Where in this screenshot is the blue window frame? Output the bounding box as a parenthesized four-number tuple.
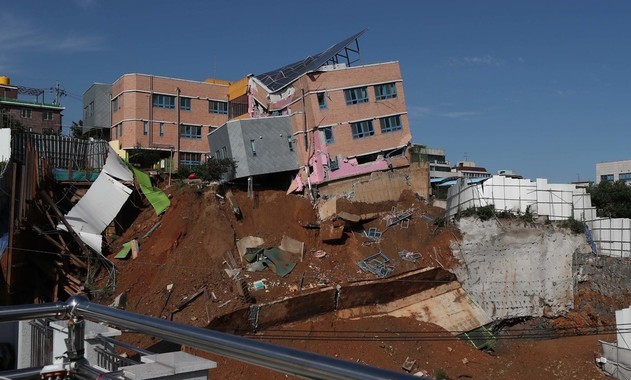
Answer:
(317, 92, 327, 109)
(379, 115, 402, 133)
(180, 152, 201, 169)
(344, 86, 369, 105)
(601, 174, 614, 182)
(179, 124, 202, 139)
(112, 97, 119, 112)
(351, 120, 374, 139)
(209, 100, 228, 114)
(375, 83, 397, 100)
(322, 127, 334, 145)
(153, 94, 175, 109)
(180, 97, 191, 111)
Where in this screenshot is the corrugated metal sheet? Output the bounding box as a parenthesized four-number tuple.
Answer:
(11, 132, 109, 171)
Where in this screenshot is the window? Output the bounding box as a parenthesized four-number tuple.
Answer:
(112, 97, 119, 112)
(344, 86, 369, 105)
(180, 97, 191, 111)
(20, 108, 32, 118)
(601, 174, 614, 182)
(143, 121, 148, 135)
(351, 120, 374, 139)
(620, 173, 631, 183)
(180, 152, 201, 169)
(215, 150, 221, 159)
(288, 137, 294, 152)
(222, 146, 228, 158)
(379, 115, 402, 133)
(250, 139, 257, 156)
(329, 156, 339, 171)
(159, 123, 164, 137)
(375, 83, 397, 100)
(179, 124, 202, 139)
(88, 101, 94, 116)
(83, 106, 89, 119)
(153, 94, 175, 109)
(322, 127, 334, 145)
(43, 110, 53, 120)
(117, 123, 123, 138)
(317, 92, 327, 109)
(209, 100, 228, 114)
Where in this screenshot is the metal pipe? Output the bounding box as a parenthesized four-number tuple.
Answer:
(0, 366, 44, 379)
(67, 296, 419, 380)
(0, 301, 67, 322)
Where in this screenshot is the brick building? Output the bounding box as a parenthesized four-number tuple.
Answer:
(109, 74, 229, 168)
(0, 76, 64, 134)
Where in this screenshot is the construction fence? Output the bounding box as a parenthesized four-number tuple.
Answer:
(444, 175, 631, 257)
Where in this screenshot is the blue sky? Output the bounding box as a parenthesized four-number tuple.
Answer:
(1, 0, 630, 183)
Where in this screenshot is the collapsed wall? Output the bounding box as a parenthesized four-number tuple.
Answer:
(453, 217, 585, 320)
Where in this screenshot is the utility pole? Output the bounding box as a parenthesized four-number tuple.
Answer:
(52, 81, 67, 105)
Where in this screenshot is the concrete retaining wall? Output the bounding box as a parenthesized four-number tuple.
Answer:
(208, 267, 455, 332)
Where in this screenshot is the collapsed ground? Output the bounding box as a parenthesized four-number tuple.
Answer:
(95, 181, 629, 379)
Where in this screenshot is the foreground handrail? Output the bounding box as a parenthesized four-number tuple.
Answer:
(0, 296, 427, 380)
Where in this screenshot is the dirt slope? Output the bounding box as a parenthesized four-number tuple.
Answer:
(99, 183, 611, 379)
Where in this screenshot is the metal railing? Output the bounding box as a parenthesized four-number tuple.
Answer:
(0, 296, 427, 380)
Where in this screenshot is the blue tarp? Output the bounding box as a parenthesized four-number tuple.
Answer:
(0, 234, 8, 259)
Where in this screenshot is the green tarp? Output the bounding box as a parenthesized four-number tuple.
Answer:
(115, 241, 132, 259)
(244, 247, 297, 277)
(131, 167, 170, 215)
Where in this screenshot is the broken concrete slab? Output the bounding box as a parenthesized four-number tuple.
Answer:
(279, 235, 303, 255)
(320, 220, 345, 242)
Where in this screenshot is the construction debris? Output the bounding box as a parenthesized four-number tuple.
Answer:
(385, 209, 413, 228)
(399, 250, 421, 262)
(362, 228, 382, 241)
(401, 357, 417, 372)
(357, 252, 394, 278)
(320, 219, 345, 242)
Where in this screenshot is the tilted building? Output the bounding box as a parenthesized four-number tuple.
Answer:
(209, 30, 413, 188)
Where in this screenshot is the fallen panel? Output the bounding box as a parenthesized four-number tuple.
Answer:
(59, 172, 132, 253)
(0, 129, 10, 162)
(236, 236, 265, 260)
(103, 146, 133, 181)
(115, 241, 132, 259)
(279, 235, 303, 255)
(132, 167, 170, 215)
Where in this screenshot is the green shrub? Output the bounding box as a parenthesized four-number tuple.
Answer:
(559, 217, 585, 234)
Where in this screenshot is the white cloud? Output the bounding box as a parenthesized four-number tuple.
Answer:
(410, 105, 480, 120)
(448, 54, 505, 67)
(0, 12, 103, 55)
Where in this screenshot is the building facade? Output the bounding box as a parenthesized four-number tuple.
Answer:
(109, 74, 230, 168)
(0, 77, 64, 134)
(209, 30, 413, 187)
(596, 160, 631, 184)
(82, 83, 112, 139)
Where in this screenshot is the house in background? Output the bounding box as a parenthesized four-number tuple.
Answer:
(81, 83, 112, 139)
(209, 30, 413, 189)
(596, 160, 631, 184)
(0, 76, 64, 134)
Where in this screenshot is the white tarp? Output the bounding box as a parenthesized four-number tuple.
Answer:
(0, 129, 10, 162)
(102, 146, 133, 181)
(58, 172, 132, 253)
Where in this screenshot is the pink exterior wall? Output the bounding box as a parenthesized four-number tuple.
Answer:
(249, 62, 412, 186)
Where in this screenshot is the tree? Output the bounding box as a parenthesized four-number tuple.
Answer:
(588, 180, 631, 218)
(70, 120, 85, 139)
